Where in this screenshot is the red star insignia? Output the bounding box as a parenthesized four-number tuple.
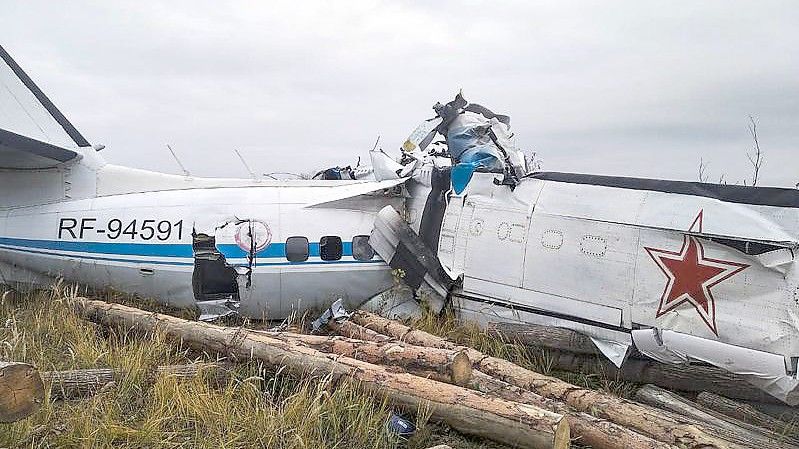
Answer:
(644, 211, 748, 335)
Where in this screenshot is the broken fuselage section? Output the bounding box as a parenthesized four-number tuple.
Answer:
(371, 95, 799, 405)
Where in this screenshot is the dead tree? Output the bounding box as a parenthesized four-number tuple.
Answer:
(745, 115, 764, 186)
(699, 157, 710, 182)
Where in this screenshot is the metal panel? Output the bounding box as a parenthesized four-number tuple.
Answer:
(535, 178, 799, 246)
(633, 226, 799, 357)
(524, 214, 638, 325)
(0, 169, 64, 207)
(437, 195, 470, 279)
(463, 203, 529, 287)
(462, 277, 624, 327)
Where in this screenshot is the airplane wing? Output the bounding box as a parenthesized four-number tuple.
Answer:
(0, 44, 89, 169)
(0, 127, 81, 169)
(303, 178, 409, 208)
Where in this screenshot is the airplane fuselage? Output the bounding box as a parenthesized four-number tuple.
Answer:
(0, 163, 401, 319)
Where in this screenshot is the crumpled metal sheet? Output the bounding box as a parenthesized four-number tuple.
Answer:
(360, 287, 423, 321)
(369, 206, 452, 313)
(312, 298, 352, 332)
(303, 177, 408, 208)
(590, 337, 632, 368)
(370, 150, 415, 181)
(632, 328, 799, 405)
(197, 299, 239, 322)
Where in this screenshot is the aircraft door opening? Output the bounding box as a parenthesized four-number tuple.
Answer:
(191, 231, 239, 303)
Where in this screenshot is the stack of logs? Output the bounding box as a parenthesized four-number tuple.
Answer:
(2, 299, 798, 449)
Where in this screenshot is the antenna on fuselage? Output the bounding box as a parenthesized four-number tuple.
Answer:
(234, 149, 259, 181)
(166, 144, 191, 178)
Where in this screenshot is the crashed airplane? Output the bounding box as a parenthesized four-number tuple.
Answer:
(2, 44, 799, 404)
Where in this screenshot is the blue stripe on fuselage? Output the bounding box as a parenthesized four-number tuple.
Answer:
(0, 237, 194, 257)
(0, 237, 370, 267)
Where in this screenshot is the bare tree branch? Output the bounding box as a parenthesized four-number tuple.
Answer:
(746, 115, 764, 186)
(698, 157, 709, 182)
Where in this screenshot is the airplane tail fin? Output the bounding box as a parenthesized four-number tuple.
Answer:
(0, 44, 90, 169)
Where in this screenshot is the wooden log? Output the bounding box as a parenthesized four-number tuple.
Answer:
(420, 369, 675, 449)
(489, 325, 777, 403)
(74, 299, 570, 449)
(635, 385, 797, 449)
(342, 321, 675, 449)
(328, 319, 394, 343)
(43, 363, 232, 399)
(546, 351, 774, 403)
(486, 322, 599, 355)
(351, 315, 772, 403)
(349, 310, 733, 449)
(0, 361, 44, 423)
(257, 330, 472, 386)
(696, 392, 798, 440)
(743, 401, 799, 425)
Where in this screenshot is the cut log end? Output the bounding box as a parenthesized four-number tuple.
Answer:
(553, 418, 571, 449)
(450, 351, 472, 387)
(0, 362, 45, 423)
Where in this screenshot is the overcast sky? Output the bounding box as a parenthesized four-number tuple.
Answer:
(3, 1, 798, 186)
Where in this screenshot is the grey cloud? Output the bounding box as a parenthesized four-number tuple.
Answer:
(1, 1, 796, 186)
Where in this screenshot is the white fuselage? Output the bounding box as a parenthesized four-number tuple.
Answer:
(438, 172, 799, 402)
(0, 153, 401, 319)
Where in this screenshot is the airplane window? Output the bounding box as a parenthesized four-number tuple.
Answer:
(320, 236, 343, 261)
(285, 236, 309, 262)
(352, 235, 375, 260)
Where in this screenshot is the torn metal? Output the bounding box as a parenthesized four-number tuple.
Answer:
(311, 298, 351, 332)
(362, 93, 799, 404)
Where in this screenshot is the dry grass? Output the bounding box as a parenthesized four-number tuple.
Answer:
(2, 284, 505, 449)
(0, 283, 639, 448)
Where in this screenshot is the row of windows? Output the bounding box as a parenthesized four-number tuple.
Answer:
(285, 235, 375, 262)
